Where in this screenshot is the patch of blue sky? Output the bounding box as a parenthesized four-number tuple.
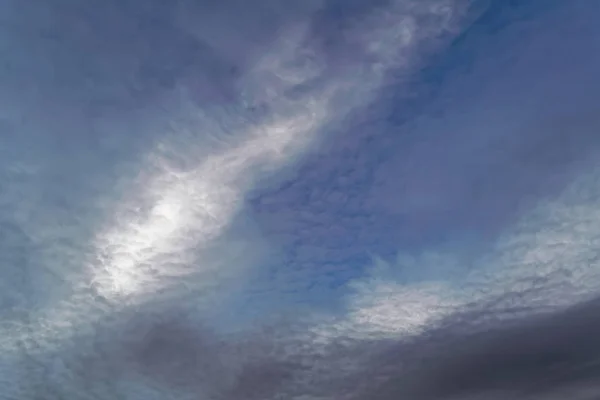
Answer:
(221, 0, 600, 331)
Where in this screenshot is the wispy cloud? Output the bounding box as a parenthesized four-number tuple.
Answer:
(319, 162, 600, 343)
(0, 0, 470, 346)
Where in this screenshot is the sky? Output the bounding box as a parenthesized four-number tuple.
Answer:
(1, 0, 600, 399)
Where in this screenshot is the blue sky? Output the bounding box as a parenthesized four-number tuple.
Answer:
(2, 0, 600, 398)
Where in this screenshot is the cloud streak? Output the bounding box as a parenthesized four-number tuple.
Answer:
(0, 0, 468, 350)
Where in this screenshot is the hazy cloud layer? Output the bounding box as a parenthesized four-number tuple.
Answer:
(1, 0, 600, 399)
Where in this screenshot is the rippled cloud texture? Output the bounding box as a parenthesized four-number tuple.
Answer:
(1, 0, 600, 399)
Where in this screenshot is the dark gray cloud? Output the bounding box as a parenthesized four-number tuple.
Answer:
(10, 290, 600, 399)
(359, 296, 600, 400)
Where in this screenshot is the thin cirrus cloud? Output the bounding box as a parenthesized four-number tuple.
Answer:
(330, 163, 600, 342)
(2, 0, 465, 336)
(234, 0, 600, 325)
(1, 0, 466, 374)
(2, 0, 600, 399)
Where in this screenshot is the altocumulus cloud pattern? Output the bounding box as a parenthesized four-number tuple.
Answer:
(1, 0, 600, 399)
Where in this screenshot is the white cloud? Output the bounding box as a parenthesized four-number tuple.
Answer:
(316, 162, 600, 342)
(0, 0, 470, 357)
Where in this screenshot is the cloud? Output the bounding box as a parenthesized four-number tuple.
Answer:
(1, 0, 472, 339)
(3, 1, 600, 399)
(0, 0, 471, 382)
(66, 290, 600, 400)
(243, 0, 600, 327)
(337, 295, 600, 400)
(317, 159, 600, 345)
